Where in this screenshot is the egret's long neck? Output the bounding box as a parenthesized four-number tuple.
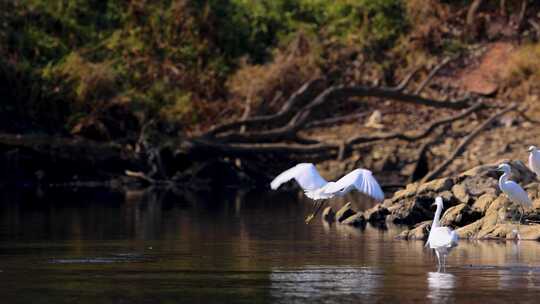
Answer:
(432, 204, 442, 228)
(499, 171, 509, 189)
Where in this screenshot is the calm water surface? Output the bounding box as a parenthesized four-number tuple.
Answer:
(1, 188, 540, 303)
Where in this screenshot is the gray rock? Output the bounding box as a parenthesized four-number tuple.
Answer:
(452, 184, 470, 204)
(387, 183, 419, 204)
(396, 221, 431, 240)
(471, 193, 496, 214)
(440, 203, 482, 227)
(335, 202, 356, 223)
(417, 177, 453, 195)
(438, 190, 454, 202)
(369, 161, 540, 240)
(486, 195, 511, 215)
(387, 196, 435, 225)
(507, 160, 537, 185)
(460, 174, 499, 197)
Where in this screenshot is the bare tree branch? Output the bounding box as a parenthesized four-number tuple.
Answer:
(392, 66, 423, 92)
(181, 139, 338, 158)
(308, 66, 422, 130)
(420, 103, 518, 183)
(202, 78, 326, 137)
(466, 0, 484, 31)
(212, 85, 471, 144)
(529, 19, 540, 37)
(346, 102, 484, 146)
(516, 0, 528, 31)
(414, 57, 452, 95)
(305, 111, 370, 129)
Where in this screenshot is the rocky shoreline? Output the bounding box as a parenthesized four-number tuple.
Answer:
(322, 160, 540, 241)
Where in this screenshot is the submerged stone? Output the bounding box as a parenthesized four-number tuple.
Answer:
(322, 206, 335, 223)
(335, 202, 356, 223)
(341, 212, 366, 227)
(365, 205, 390, 223)
(396, 221, 431, 241)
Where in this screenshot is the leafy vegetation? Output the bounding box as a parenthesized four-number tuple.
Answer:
(3, 0, 477, 139)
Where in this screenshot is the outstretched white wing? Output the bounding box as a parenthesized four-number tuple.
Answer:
(322, 168, 384, 201)
(270, 163, 328, 191)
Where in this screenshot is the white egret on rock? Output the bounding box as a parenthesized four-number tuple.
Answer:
(426, 197, 458, 271)
(528, 145, 540, 177)
(496, 163, 532, 224)
(270, 163, 384, 222)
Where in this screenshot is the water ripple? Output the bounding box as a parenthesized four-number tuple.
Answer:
(49, 253, 149, 264)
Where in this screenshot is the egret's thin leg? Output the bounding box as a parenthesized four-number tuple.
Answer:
(305, 200, 325, 224)
(443, 254, 447, 272)
(514, 205, 526, 240)
(442, 253, 444, 270)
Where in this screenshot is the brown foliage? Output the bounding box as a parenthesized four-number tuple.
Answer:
(227, 33, 322, 117)
(406, 0, 452, 51)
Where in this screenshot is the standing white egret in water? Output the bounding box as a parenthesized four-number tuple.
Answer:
(497, 163, 532, 224)
(426, 197, 458, 271)
(528, 145, 540, 177)
(270, 163, 384, 222)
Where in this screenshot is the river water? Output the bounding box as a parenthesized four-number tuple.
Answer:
(1, 188, 540, 303)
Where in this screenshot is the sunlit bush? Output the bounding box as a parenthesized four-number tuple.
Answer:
(505, 43, 540, 84)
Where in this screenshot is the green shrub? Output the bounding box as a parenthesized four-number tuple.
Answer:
(0, 0, 409, 134)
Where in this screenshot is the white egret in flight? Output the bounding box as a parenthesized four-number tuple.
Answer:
(497, 163, 532, 224)
(528, 145, 540, 177)
(426, 197, 458, 271)
(270, 163, 384, 222)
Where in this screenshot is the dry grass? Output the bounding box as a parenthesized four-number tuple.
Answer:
(500, 43, 540, 114)
(504, 43, 540, 86)
(227, 32, 322, 116)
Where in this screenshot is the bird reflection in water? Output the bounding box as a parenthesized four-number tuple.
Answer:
(269, 266, 380, 303)
(427, 271, 455, 304)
